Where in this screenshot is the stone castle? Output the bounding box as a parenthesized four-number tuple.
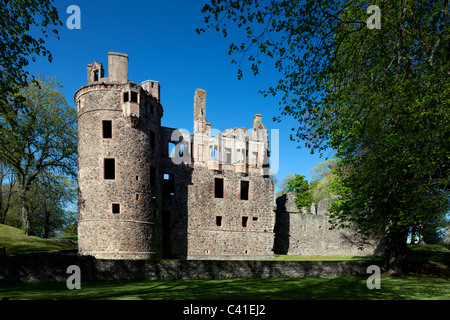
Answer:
(75, 52, 382, 260)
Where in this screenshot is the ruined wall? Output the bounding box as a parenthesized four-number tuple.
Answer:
(274, 193, 383, 256)
(186, 166, 275, 260)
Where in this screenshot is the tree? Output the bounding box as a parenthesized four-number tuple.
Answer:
(199, 0, 450, 274)
(277, 174, 311, 210)
(0, 0, 62, 113)
(0, 75, 77, 234)
(0, 162, 15, 224)
(309, 159, 337, 204)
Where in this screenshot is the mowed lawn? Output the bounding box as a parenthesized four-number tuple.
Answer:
(1, 276, 449, 300)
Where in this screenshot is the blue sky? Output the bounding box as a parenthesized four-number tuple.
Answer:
(26, 0, 334, 187)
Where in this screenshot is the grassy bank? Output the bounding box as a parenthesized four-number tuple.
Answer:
(0, 224, 74, 254)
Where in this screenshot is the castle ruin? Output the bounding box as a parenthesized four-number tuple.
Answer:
(75, 52, 382, 260)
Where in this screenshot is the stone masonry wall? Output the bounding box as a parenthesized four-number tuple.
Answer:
(76, 82, 163, 259)
(186, 166, 275, 259)
(0, 252, 386, 282)
(274, 193, 384, 256)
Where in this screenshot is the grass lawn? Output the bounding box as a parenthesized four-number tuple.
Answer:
(1, 223, 449, 300)
(1, 276, 449, 300)
(0, 224, 74, 254)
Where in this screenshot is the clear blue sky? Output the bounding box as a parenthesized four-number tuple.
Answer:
(26, 0, 334, 187)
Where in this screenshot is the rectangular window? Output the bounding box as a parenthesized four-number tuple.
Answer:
(131, 91, 138, 103)
(225, 148, 232, 165)
(150, 131, 156, 149)
(252, 151, 258, 167)
(104, 158, 115, 180)
(214, 178, 224, 198)
(240, 181, 249, 200)
(94, 71, 99, 82)
(123, 92, 129, 102)
(252, 217, 258, 221)
(150, 166, 156, 186)
(112, 203, 120, 214)
(102, 120, 112, 139)
(242, 216, 248, 228)
(136, 193, 140, 201)
(215, 216, 222, 227)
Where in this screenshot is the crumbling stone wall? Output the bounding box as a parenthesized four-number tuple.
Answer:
(274, 193, 384, 256)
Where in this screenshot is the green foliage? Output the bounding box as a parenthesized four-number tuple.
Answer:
(0, 75, 77, 234)
(277, 174, 312, 210)
(0, 0, 62, 113)
(199, 0, 450, 271)
(309, 159, 337, 203)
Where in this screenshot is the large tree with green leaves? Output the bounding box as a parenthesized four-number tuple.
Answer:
(0, 75, 77, 234)
(199, 0, 449, 273)
(0, 0, 62, 113)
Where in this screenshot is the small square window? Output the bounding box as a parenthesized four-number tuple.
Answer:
(112, 203, 120, 214)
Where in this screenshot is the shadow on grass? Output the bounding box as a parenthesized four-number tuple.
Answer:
(1, 276, 449, 300)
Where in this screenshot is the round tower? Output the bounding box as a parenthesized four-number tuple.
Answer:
(75, 52, 163, 259)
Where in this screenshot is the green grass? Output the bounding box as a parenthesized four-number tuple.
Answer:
(0, 224, 74, 254)
(1, 276, 449, 300)
(272, 255, 384, 261)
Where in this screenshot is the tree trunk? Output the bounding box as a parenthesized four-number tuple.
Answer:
(18, 184, 31, 235)
(386, 230, 409, 277)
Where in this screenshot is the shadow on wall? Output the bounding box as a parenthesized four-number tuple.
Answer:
(160, 128, 193, 259)
(273, 193, 385, 256)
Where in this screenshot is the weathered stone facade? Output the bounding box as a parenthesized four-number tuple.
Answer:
(76, 52, 382, 260)
(274, 193, 384, 256)
(76, 52, 275, 260)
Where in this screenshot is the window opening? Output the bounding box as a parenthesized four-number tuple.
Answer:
(242, 216, 248, 228)
(214, 178, 224, 198)
(131, 91, 138, 103)
(112, 203, 120, 214)
(104, 158, 115, 180)
(240, 181, 249, 200)
(102, 120, 112, 139)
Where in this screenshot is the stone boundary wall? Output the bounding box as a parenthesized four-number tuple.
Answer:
(0, 252, 386, 282)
